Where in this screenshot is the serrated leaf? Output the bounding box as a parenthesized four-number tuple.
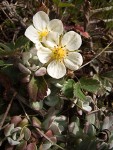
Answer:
(80, 77, 100, 93)
(62, 79, 75, 98)
(74, 83, 86, 101)
(45, 95, 60, 107)
(102, 70, 113, 79)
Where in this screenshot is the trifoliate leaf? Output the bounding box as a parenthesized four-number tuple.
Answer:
(62, 79, 75, 98)
(80, 77, 100, 93)
(74, 83, 86, 101)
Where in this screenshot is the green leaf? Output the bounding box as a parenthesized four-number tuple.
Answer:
(86, 114, 96, 124)
(69, 122, 79, 135)
(52, 0, 60, 5)
(58, 2, 74, 7)
(39, 141, 52, 150)
(102, 70, 113, 78)
(15, 36, 29, 49)
(101, 70, 113, 83)
(6, 42, 15, 51)
(80, 77, 100, 93)
(0, 60, 5, 66)
(74, 83, 86, 101)
(32, 101, 43, 110)
(32, 117, 41, 128)
(62, 79, 75, 98)
(77, 138, 95, 150)
(22, 127, 31, 141)
(45, 95, 60, 106)
(0, 42, 11, 51)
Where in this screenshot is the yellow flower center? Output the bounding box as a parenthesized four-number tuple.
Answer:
(52, 46, 67, 61)
(38, 30, 48, 41)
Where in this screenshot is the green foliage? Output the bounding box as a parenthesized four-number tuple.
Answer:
(62, 79, 75, 98)
(74, 83, 86, 101)
(0, 0, 113, 150)
(80, 77, 100, 93)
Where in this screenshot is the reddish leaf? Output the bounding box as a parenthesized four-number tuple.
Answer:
(37, 77, 48, 100)
(45, 130, 53, 138)
(28, 77, 48, 101)
(32, 117, 41, 128)
(75, 25, 90, 38)
(27, 143, 37, 150)
(11, 116, 22, 127)
(28, 77, 38, 102)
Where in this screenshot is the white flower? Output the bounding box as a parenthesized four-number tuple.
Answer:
(36, 31, 83, 79)
(25, 11, 63, 44)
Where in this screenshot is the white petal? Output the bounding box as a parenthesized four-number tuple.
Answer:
(37, 46, 52, 63)
(33, 11, 49, 31)
(35, 42, 42, 50)
(61, 31, 82, 51)
(64, 52, 83, 70)
(47, 60, 66, 79)
(43, 31, 59, 48)
(48, 19, 63, 34)
(25, 25, 39, 43)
